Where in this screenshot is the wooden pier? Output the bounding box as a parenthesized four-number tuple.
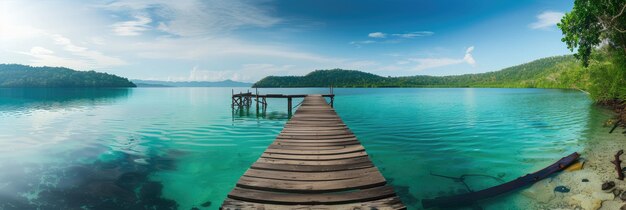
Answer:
(221, 95, 405, 209)
(232, 88, 335, 116)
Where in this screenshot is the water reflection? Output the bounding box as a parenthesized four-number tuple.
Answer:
(0, 88, 131, 113)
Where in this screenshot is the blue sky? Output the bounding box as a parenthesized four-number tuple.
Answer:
(0, 0, 573, 82)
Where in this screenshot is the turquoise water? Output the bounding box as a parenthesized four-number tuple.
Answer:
(0, 88, 597, 209)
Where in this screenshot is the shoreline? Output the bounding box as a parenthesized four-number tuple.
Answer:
(515, 104, 626, 210)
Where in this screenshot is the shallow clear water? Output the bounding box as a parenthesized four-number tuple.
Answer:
(0, 87, 599, 209)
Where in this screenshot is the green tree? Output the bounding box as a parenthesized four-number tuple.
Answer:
(558, 0, 626, 101)
(558, 0, 626, 66)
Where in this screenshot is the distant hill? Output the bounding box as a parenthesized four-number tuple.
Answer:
(132, 79, 252, 87)
(253, 55, 588, 89)
(0, 64, 136, 88)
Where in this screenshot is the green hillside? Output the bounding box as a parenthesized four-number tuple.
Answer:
(0, 64, 136, 88)
(253, 55, 586, 89)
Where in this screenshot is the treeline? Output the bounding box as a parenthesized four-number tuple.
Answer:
(557, 0, 626, 102)
(253, 55, 586, 89)
(0, 64, 136, 88)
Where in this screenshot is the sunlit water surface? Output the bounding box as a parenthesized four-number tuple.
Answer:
(0, 88, 604, 209)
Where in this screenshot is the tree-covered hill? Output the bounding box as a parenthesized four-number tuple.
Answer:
(0, 64, 136, 88)
(253, 55, 586, 89)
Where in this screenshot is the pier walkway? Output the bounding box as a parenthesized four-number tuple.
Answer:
(221, 95, 405, 210)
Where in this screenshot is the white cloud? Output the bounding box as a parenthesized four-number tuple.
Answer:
(351, 31, 433, 47)
(410, 46, 476, 71)
(464, 46, 476, 66)
(51, 34, 126, 66)
(97, 0, 337, 64)
(103, 0, 281, 37)
(19, 34, 127, 70)
(392, 31, 434, 38)
(368, 32, 386, 38)
(29, 46, 54, 55)
(530, 11, 564, 29)
(126, 35, 341, 64)
(112, 15, 152, 36)
(349, 40, 376, 47)
(21, 47, 91, 69)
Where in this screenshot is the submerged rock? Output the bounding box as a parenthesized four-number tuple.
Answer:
(201, 201, 211, 207)
(554, 186, 570, 193)
(582, 178, 589, 182)
(602, 181, 616, 192)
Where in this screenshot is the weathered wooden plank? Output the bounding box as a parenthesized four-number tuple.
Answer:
(280, 127, 348, 131)
(236, 172, 386, 193)
(272, 141, 360, 147)
(267, 144, 353, 150)
(261, 151, 368, 161)
(285, 122, 345, 126)
(275, 137, 358, 143)
(278, 131, 354, 136)
(263, 145, 365, 155)
(257, 156, 371, 166)
(243, 167, 379, 181)
(227, 185, 397, 205)
(221, 197, 406, 210)
(277, 134, 356, 139)
(251, 162, 374, 172)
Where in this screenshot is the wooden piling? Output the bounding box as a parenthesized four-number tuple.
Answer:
(287, 97, 293, 116)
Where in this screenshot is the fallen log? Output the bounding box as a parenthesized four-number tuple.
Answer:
(611, 150, 624, 180)
(421, 152, 580, 209)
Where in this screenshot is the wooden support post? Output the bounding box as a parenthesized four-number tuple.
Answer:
(263, 97, 267, 112)
(255, 89, 259, 115)
(287, 97, 292, 116)
(330, 96, 334, 108)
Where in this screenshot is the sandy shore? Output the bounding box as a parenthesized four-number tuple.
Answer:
(516, 110, 626, 210)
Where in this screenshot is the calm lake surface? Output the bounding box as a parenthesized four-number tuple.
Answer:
(0, 87, 603, 209)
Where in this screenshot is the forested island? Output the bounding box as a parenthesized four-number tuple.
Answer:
(253, 55, 580, 88)
(253, 49, 622, 103)
(0, 64, 136, 88)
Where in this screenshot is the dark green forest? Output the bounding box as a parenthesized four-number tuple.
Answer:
(253, 55, 586, 89)
(0, 64, 136, 88)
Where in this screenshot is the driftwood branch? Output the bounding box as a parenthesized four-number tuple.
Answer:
(611, 150, 625, 180)
(610, 119, 623, 133)
(422, 152, 579, 209)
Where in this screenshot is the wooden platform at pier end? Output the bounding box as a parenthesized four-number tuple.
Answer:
(221, 95, 406, 210)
